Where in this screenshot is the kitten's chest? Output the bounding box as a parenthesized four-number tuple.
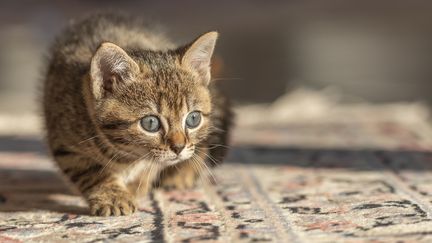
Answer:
(120, 160, 162, 185)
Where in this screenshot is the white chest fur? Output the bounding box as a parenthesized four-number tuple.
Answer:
(120, 159, 162, 185)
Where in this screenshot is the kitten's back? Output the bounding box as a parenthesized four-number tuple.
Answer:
(50, 13, 174, 66)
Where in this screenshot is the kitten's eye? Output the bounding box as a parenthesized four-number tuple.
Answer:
(140, 116, 160, 132)
(186, 111, 201, 129)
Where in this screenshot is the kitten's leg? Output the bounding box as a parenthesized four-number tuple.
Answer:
(55, 154, 137, 216)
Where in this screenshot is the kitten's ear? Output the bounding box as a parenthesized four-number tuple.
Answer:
(90, 42, 140, 99)
(181, 31, 218, 85)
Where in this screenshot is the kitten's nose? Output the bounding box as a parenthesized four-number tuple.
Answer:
(168, 132, 186, 155)
(170, 143, 185, 155)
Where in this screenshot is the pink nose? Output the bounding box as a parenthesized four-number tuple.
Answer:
(168, 132, 186, 154)
(170, 143, 185, 154)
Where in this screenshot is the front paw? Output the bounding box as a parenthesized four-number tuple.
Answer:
(88, 191, 137, 216)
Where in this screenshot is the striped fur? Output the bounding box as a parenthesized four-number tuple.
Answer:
(43, 13, 232, 216)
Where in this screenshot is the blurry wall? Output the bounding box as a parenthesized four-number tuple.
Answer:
(1, 0, 432, 116)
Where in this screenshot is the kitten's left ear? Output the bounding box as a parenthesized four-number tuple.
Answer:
(90, 42, 140, 99)
(181, 31, 218, 85)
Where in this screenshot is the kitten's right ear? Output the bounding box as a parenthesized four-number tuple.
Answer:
(90, 42, 140, 99)
(180, 31, 218, 86)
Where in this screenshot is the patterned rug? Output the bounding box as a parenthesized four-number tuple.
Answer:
(2, 90, 432, 242)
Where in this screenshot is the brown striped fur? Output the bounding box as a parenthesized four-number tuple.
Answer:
(43, 13, 232, 216)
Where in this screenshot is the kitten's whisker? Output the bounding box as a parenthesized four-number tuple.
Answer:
(195, 157, 216, 185)
(136, 170, 145, 195)
(207, 143, 230, 149)
(146, 159, 158, 193)
(189, 158, 200, 174)
(99, 151, 121, 175)
(189, 156, 202, 175)
(195, 147, 219, 167)
(173, 163, 181, 173)
(190, 157, 206, 185)
(211, 77, 243, 82)
(77, 135, 100, 144)
(102, 148, 149, 184)
(207, 126, 227, 133)
(192, 152, 217, 184)
(146, 163, 153, 193)
(137, 160, 152, 195)
(146, 154, 158, 193)
(200, 161, 217, 184)
(153, 161, 162, 185)
(189, 157, 204, 183)
(124, 151, 152, 182)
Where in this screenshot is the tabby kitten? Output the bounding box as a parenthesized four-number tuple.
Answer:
(43, 14, 232, 216)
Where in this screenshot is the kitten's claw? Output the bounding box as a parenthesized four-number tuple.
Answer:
(89, 194, 137, 216)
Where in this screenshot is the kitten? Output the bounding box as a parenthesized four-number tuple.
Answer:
(43, 13, 232, 216)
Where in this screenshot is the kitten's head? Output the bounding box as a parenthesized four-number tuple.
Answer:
(88, 32, 218, 165)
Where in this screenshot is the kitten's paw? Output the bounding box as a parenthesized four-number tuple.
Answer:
(89, 193, 137, 216)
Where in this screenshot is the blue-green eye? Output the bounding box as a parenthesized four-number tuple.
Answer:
(140, 116, 160, 132)
(186, 111, 201, 128)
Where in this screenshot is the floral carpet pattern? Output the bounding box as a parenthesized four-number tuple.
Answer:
(2, 91, 432, 242)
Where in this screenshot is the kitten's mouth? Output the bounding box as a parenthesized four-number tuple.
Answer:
(162, 154, 193, 166)
(153, 147, 195, 166)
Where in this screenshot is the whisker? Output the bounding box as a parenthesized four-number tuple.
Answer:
(207, 143, 230, 149)
(211, 77, 243, 82)
(148, 154, 159, 192)
(124, 151, 152, 182)
(136, 171, 145, 195)
(137, 160, 152, 195)
(207, 125, 227, 133)
(190, 156, 204, 178)
(192, 153, 217, 185)
(77, 135, 100, 144)
(99, 151, 121, 175)
(195, 147, 220, 166)
(190, 157, 207, 185)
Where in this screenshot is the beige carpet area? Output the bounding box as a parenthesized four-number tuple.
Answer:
(1, 90, 432, 242)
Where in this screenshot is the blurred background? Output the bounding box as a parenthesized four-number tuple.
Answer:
(1, 0, 432, 134)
